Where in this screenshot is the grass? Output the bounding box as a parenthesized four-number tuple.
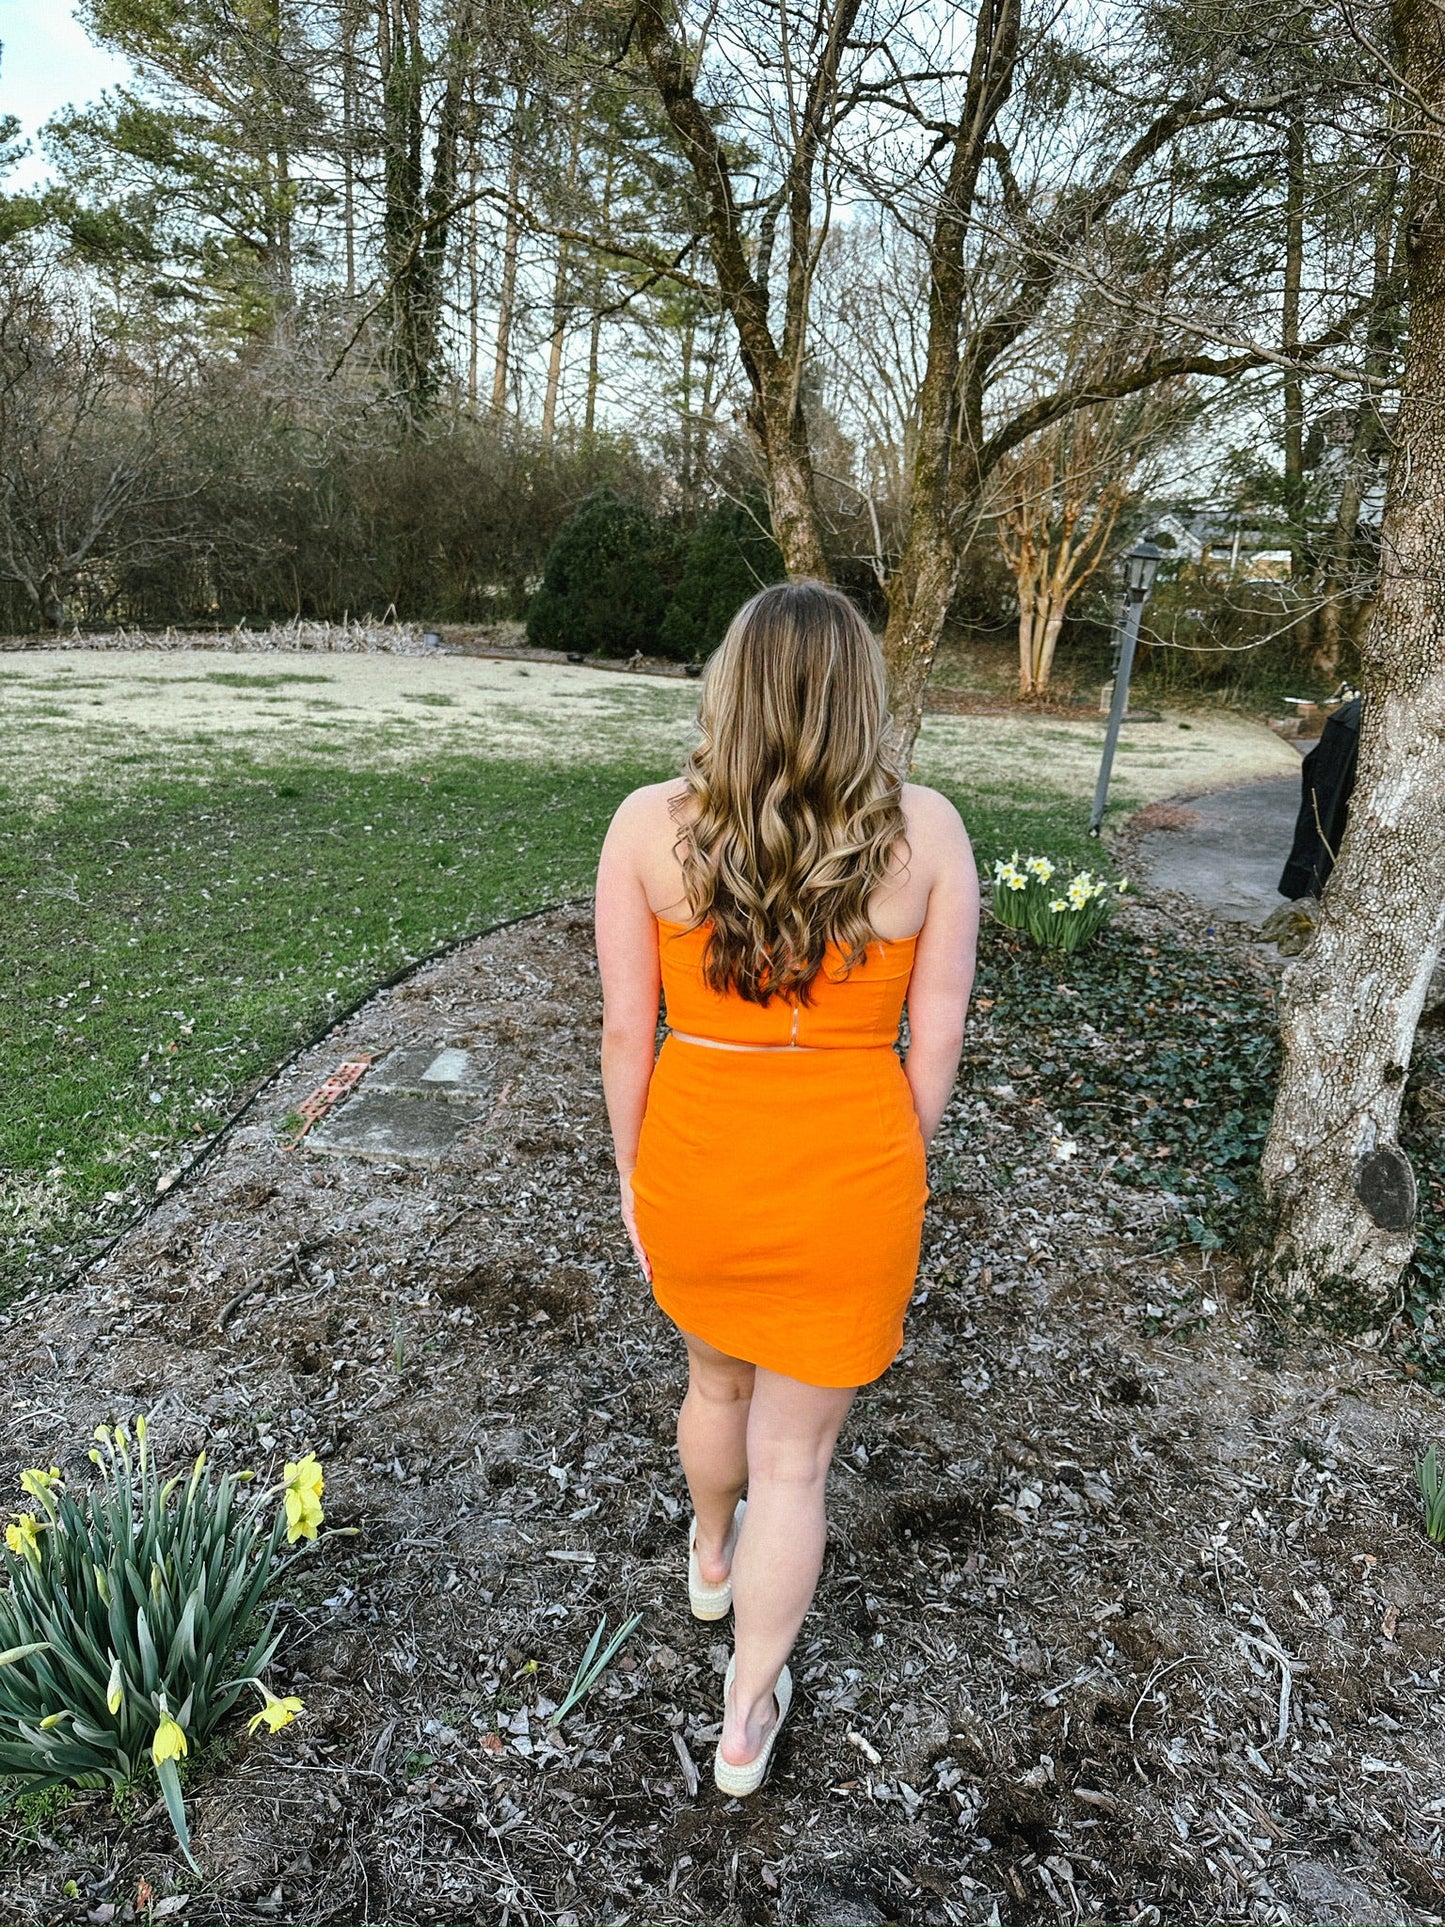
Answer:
(0, 648, 1295, 1295)
(1, 740, 1108, 1295)
(0, 754, 660, 1295)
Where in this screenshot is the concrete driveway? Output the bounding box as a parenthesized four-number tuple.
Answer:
(1134, 774, 1304, 925)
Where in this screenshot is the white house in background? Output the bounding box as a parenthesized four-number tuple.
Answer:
(1149, 511, 1208, 562)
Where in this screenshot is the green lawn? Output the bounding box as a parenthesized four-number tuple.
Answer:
(1, 756, 655, 1294)
(1, 744, 1116, 1297)
(3, 648, 1267, 1297)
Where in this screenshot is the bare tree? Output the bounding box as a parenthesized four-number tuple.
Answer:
(632, 0, 861, 577)
(626, 0, 1377, 752)
(994, 377, 1193, 696)
(1260, 0, 1445, 1321)
(0, 272, 201, 628)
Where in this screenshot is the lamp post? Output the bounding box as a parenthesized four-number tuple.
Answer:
(1089, 536, 1163, 837)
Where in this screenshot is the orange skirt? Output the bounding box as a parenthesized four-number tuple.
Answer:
(632, 1035, 929, 1388)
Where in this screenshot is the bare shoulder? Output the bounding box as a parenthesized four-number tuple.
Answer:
(608, 777, 690, 838)
(901, 782, 969, 845)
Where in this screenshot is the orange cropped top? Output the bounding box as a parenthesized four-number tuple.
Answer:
(656, 915, 917, 1049)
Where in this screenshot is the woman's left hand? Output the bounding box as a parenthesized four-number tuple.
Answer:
(618, 1169, 652, 1282)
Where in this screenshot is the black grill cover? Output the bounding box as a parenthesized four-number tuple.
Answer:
(1278, 697, 1362, 900)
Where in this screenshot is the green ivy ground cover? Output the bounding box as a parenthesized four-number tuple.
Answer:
(968, 926, 1445, 1377)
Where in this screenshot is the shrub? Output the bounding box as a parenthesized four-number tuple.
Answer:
(991, 852, 1128, 952)
(657, 498, 785, 660)
(525, 488, 683, 656)
(0, 1418, 323, 1864)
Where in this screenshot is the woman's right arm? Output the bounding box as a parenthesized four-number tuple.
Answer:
(595, 789, 664, 1279)
(903, 790, 980, 1145)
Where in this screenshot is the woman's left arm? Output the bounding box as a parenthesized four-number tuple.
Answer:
(595, 790, 663, 1279)
(903, 792, 980, 1146)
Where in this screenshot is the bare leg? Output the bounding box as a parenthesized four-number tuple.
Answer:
(677, 1331, 755, 1584)
(721, 1368, 856, 1768)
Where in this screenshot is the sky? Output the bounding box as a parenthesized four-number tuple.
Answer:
(0, 2, 133, 187)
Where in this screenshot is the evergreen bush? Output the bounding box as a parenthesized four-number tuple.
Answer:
(525, 489, 682, 657)
(658, 499, 785, 661)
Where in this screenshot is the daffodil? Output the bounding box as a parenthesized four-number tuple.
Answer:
(1049, 897, 1067, 913)
(248, 1685, 304, 1735)
(19, 1467, 61, 1501)
(5, 1514, 43, 1563)
(107, 1653, 124, 1716)
(1025, 856, 1054, 881)
(151, 1710, 188, 1767)
(38, 1711, 70, 1730)
(283, 1453, 325, 1543)
(1003, 868, 1026, 892)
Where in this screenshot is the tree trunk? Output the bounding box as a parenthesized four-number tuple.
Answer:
(39, 569, 67, 631)
(634, 0, 835, 582)
(1018, 592, 1040, 696)
(762, 395, 831, 578)
(1282, 116, 1306, 582)
(880, 0, 1021, 756)
(491, 102, 522, 415)
(882, 531, 962, 757)
(1314, 162, 1403, 678)
(541, 242, 569, 442)
(1261, 0, 1445, 1325)
(583, 150, 615, 439)
(1034, 602, 1066, 694)
(379, 0, 473, 418)
(679, 319, 694, 501)
(341, 0, 357, 301)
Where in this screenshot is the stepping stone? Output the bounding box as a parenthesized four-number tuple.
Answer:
(364, 1041, 492, 1106)
(306, 1089, 470, 1167)
(305, 1040, 492, 1166)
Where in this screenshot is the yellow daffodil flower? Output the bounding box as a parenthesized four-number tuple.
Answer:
(1049, 898, 1067, 913)
(5, 1514, 43, 1562)
(151, 1711, 187, 1766)
(283, 1453, 325, 1543)
(1025, 856, 1054, 881)
(248, 1686, 304, 1735)
(107, 1654, 124, 1716)
(38, 1711, 70, 1730)
(19, 1468, 61, 1500)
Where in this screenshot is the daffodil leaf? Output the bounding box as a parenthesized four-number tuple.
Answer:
(154, 1756, 197, 1871)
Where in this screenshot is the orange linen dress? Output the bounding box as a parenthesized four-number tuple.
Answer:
(631, 916, 929, 1388)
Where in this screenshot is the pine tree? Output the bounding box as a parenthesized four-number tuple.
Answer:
(525, 489, 683, 657)
(657, 499, 783, 660)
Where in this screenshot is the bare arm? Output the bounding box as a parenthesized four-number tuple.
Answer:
(903, 794, 980, 1145)
(594, 789, 664, 1279)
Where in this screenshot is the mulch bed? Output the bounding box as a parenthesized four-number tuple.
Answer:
(1, 903, 1443, 1926)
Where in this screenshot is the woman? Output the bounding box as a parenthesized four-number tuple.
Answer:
(594, 579, 978, 1796)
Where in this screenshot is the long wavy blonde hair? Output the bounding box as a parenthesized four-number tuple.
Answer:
(670, 578, 909, 1005)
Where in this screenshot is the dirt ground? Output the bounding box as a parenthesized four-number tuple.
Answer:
(2, 902, 1444, 1927)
